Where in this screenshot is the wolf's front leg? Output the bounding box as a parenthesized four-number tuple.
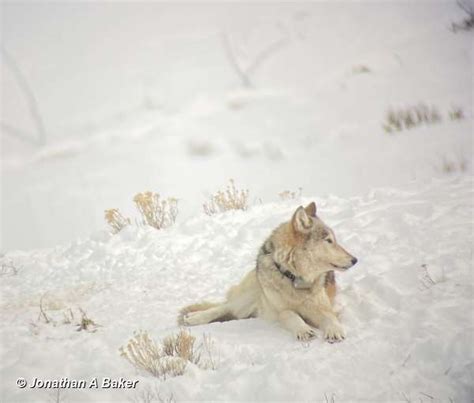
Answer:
(278, 310, 317, 341)
(320, 314, 345, 343)
(303, 308, 345, 343)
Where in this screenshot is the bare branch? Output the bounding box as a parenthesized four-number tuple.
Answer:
(38, 294, 51, 324)
(1, 46, 47, 145)
(221, 24, 289, 88)
(221, 32, 253, 88)
(246, 34, 288, 77)
(457, 0, 473, 16)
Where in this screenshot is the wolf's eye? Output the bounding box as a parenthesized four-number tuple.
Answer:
(326, 238, 333, 244)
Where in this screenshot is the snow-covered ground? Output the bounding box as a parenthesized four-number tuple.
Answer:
(1, 175, 473, 402)
(1, 1, 473, 402)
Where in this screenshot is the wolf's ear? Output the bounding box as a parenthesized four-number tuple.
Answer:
(292, 206, 312, 234)
(304, 201, 317, 217)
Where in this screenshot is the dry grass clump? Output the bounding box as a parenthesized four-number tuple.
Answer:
(76, 308, 99, 332)
(351, 64, 371, 74)
(105, 191, 179, 233)
(203, 179, 249, 216)
(383, 104, 442, 133)
(35, 298, 100, 333)
(440, 155, 468, 174)
(131, 386, 175, 403)
(278, 187, 302, 201)
(133, 192, 178, 230)
(120, 329, 217, 379)
(120, 330, 179, 379)
(448, 106, 464, 121)
(104, 208, 131, 233)
(0, 260, 20, 276)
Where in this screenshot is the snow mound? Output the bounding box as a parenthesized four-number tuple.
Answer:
(1, 175, 472, 402)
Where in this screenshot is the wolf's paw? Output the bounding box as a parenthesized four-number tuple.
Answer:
(323, 322, 345, 343)
(295, 327, 317, 341)
(182, 311, 208, 326)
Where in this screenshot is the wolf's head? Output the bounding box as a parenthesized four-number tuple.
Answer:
(289, 202, 357, 278)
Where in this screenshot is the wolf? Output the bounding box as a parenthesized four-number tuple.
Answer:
(178, 202, 357, 342)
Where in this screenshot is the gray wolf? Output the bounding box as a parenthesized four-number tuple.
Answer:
(178, 202, 357, 342)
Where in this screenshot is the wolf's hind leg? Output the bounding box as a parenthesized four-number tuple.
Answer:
(182, 304, 233, 326)
(278, 310, 316, 341)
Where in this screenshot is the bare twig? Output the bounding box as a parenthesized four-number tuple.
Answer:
(221, 32, 253, 88)
(48, 388, 65, 403)
(1, 46, 47, 145)
(76, 307, 99, 332)
(451, 1, 474, 32)
(402, 353, 411, 367)
(200, 333, 220, 370)
(401, 391, 411, 402)
(221, 25, 289, 88)
(38, 294, 51, 324)
(0, 261, 20, 276)
(420, 392, 434, 400)
(418, 264, 436, 290)
(130, 386, 175, 403)
(324, 393, 336, 403)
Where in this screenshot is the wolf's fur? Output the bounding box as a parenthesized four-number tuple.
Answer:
(178, 202, 357, 342)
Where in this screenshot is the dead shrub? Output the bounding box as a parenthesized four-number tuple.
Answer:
(35, 299, 100, 333)
(120, 329, 217, 379)
(383, 104, 442, 133)
(440, 155, 468, 174)
(120, 330, 171, 378)
(0, 260, 20, 276)
(76, 308, 99, 332)
(203, 179, 249, 215)
(134, 192, 178, 230)
(278, 187, 302, 201)
(418, 264, 436, 290)
(448, 106, 464, 121)
(200, 333, 220, 370)
(105, 208, 131, 233)
(351, 65, 371, 74)
(131, 386, 175, 403)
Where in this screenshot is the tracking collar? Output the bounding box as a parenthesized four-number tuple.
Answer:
(273, 260, 313, 289)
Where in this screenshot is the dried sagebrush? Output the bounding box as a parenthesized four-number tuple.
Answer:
(133, 192, 178, 230)
(278, 188, 302, 201)
(120, 329, 216, 379)
(104, 208, 131, 233)
(383, 103, 442, 133)
(203, 179, 249, 216)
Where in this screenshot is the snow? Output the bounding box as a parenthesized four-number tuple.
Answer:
(1, 175, 473, 402)
(1, 1, 473, 402)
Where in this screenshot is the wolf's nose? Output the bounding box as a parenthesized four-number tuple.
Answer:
(351, 257, 358, 265)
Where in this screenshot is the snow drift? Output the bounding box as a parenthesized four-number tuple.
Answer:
(1, 175, 472, 402)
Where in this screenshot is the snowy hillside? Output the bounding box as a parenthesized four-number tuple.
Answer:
(1, 2, 473, 401)
(1, 1, 472, 250)
(1, 175, 472, 402)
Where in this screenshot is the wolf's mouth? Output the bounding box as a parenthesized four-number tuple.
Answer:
(330, 263, 350, 270)
(331, 258, 357, 270)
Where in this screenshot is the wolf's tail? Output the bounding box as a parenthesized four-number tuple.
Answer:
(177, 301, 221, 325)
